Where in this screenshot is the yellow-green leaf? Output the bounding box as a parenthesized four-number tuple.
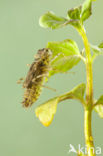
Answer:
(59, 83, 86, 104)
(35, 98, 59, 127)
(99, 42, 103, 48)
(35, 83, 86, 127)
(94, 105, 103, 118)
(91, 44, 103, 55)
(90, 43, 103, 61)
(81, 0, 92, 22)
(39, 11, 68, 30)
(95, 95, 103, 105)
(39, 11, 82, 31)
(47, 39, 81, 76)
(68, 6, 82, 20)
(94, 95, 103, 118)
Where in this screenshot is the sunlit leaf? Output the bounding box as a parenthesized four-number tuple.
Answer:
(39, 11, 82, 30)
(39, 0, 96, 31)
(39, 11, 68, 29)
(81, 0, 92, 22)
(94, 105, 103, 118)
(68, 0, 94, 23)
(69, 19, 82, 30)
(35, 98, 59, 127)
(68, 6, 82, 20)
(47, 39, 81, 76)
(35, 83, 86, 126)
(95, 95, 103, 105)
(90, 43, 103, 60)
(94, 95, 103, 118)
(99, 42, 103, 48)
(57, 83, 86, 104)
(61, 83, 86, 103)
(91, 44, 103, 55)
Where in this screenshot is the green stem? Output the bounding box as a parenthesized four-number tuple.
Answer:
(84, 109, 95, 156)
(81, 29, 93, 106)
(79, 27, 95, 156)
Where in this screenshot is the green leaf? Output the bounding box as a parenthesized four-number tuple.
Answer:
(39, 0, 96, 31)
(81, 0, 92, 22)
(67, 6, 83, 30)
(47, 39, 81, 76)
(35, 98, 59, 127)
(90, 43, 103, 60)
(68, 6, 82, 20)
(67, 0, 94, 23)
(99, 42, 103, 48)
(39, 11, 68, 29)
(67, 6, 82, 30)
(35, 83, 86, 126)
(68, 19, 82, 31)
(60, 83, 86, 103)
(91, 44, 103, 55)
(95, 95, 103, 105)
(94, 105, 103, 118)
(39, 11, 82, 30)
(94, 95, 103, 118)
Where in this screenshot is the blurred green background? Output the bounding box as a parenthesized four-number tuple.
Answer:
(0, 0, 103, 156)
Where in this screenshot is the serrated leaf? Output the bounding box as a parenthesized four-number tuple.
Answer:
(47, 39, 81, 76)
(35, 98, 59, 127)
(39, 11, 68, 29)
(81, 0, 92, 22)
(68, 6, 82, 20)
(35, 83, 86, 126)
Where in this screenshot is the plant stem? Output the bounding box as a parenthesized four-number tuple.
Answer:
(81, 28, 93, 105)
(79, 27, 95, 156)
(84, 109, 95, 156)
